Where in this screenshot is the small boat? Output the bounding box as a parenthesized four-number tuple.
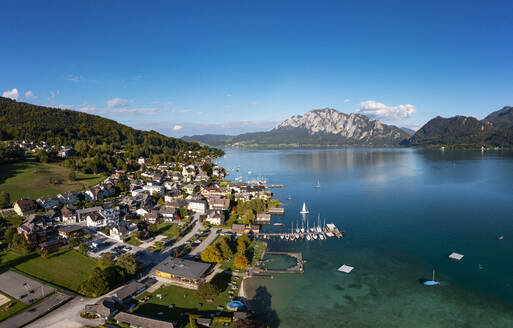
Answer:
(280, 235, 284, 239)
(300, 202, 309, 214)
(306, 234, 311, 241)
(319, 234, 325, 240)
(312, 233, 318, 240)
(295, 233, 300, 239)
(284, 234, 289, 240)
(288, 194, 292, 200)
(273, 223, 284, 226)
(423, 269, 440, 286)
(315, 180, 320, 188)
(300, 233, 304, 239)
(498, 235, 504, 240)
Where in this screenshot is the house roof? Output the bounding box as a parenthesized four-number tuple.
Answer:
(115, 281, 146, 301)
(14, 199, 37, 211)
(114, 312, 174, 328)
(58, 225, 83, 233)
(153, 258, 210, 281)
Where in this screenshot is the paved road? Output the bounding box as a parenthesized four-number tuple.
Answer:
(164, 218, 203, 254)
(189, 228, 220, 256)
(0, 292, 71, 328)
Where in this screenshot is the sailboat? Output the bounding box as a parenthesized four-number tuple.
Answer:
(296, 219, 300, 233)
(316, 215, 322, 233)
(315, 179, 321, 188)
(300, 202, 309, 214)
(423, 269, 440, 286)
(301, 219, 305, 233)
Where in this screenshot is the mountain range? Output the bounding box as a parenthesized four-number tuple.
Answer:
(184, 106, 513, 148)
(185, 108, 410, 147)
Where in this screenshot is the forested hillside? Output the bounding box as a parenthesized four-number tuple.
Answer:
(0, 97, 223, 172)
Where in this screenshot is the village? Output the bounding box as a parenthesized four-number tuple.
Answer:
(0, 148, 285, 328)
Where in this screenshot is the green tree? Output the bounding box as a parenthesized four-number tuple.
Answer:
(200, 245, 223, 263)
(238, 234, 251, 247)
(68, 171, 76, 181)
(98, 253, 115, 270)
(78, 243, 88, 256)
(217, 237, 233, 260)
(40, 248, 49, 258)
(0, 191, 10, 209)
(37, 149, 48, 163)
(198, 282, 220, 299)
(234, 254, 249, 270)
(79, 267, 111, 297)
(3, 226, 17, 244)
(116, 253, 137, 275)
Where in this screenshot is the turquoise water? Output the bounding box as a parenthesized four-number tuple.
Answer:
(218, 148, 513, 327)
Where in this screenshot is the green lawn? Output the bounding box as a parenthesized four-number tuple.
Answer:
(133, 272, 237, 326)
(126, 236, 143, 246)
(155, 222, 181, 239)
(0, 291, 27, 322)
(15, 249, 97, 293)
(0, 161, 104, 201)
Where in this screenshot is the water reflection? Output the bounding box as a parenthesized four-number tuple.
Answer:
(277, 148, 409, 172)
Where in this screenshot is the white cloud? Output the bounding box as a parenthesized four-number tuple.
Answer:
(24, 90, 37, 99)
(48, 90, 60, 100)
(2, 88, 19, 100)
(107, 97, 131, 108)
(344, 99, 351, 103)
(179, 109, 192, 113)
(67, 74, 81, 83)
(131, 119, 280, 137)
(111, 107, 158, 114)
(355, 100, 416, 120)
(58, 104, 75, 109)
(151, 101, 173, 107)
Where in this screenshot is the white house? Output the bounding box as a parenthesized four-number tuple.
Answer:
(61, 207, 77, 224)
(206, 210, 225, 225)
(99, 208, 120, 225)
(138, 157, 146, 165)
(142, 185, 165, 196)
(86, 212, 107, 229)
(131, 189, 146, 197)
(110, 224, 129, 241)
(188, 200, 207, 214)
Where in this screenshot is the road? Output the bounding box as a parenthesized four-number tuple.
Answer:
(189, 228, 220, 256)
(25, 217, 208, 328)
(1, 292, 71, 328)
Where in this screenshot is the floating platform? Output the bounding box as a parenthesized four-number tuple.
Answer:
(448, 252, 464, 261)
(338, 264, 354, 274)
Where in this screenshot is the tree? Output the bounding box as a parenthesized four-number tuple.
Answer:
(98, 253, 114, 270)
(37, 149, 48, 163)
(79, 267, 111, 297)
(116, 253, 137, 275)
(68, 171, 76, 181)
(0, 191, 10, 209)
(3, 226, 17, 244)
(237, 239, 247, 254)
(217, 237, 233, 260)
(234, 254, 249, 270)
(40, 248, 49, 258)
(198, 282, 220, 299)
(200, 245, 223, 263)
(238, 234, 251, 247)
(78, 243, 88, 256)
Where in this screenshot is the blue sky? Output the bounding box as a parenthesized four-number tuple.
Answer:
(2, 0, 513, 137)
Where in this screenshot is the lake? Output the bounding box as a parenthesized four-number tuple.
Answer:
(217, 148, 513, 328)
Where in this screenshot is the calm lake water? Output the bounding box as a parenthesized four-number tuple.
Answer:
(217, 148, 513, 328)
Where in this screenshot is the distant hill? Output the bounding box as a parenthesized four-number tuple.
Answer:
(407, 106, 513, 147)
(400, 127, 416, 135)
(0, 97, 223, 161)
(194, 108, 409, 147)
(182, 134, 234, 146)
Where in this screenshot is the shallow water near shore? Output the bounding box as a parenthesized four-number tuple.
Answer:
(218, 148, 513, 328)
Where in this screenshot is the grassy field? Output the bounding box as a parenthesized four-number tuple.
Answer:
(14, 249, 97, 293)
(155, 222, 181, 239)
(0, 291, 27, 322)
(0, 161, 104, 201)
(133, 272, 237, 326)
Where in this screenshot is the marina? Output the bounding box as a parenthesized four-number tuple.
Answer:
(255, 221, 344, 241)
